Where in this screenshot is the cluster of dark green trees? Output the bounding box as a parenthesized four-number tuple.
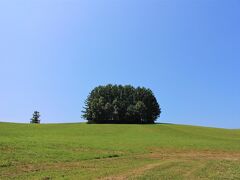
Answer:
(82, 84, 161, 124)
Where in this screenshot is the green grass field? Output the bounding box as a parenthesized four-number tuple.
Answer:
(1, 122, 240, 179)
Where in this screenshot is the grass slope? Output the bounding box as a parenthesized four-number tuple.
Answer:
(0, 122, 240, 179)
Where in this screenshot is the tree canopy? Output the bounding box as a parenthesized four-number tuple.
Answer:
(82, 84, 161, 124)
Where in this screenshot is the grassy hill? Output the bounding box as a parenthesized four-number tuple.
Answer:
(1, 122, 240, 179)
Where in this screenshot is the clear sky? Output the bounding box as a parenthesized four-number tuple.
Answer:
(0, 0, 239, 128)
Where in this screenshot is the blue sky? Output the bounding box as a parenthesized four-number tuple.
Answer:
(0, 0, 239, 128)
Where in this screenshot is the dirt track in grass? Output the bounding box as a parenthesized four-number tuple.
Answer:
(102, 149, 240, 180)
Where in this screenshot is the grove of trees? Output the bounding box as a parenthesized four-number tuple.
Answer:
(82, 84, 161, 124)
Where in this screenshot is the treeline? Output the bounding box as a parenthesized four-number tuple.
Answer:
(82, 84, 161, 124)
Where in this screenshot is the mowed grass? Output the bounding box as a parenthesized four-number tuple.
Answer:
(1, 122, 240, 179)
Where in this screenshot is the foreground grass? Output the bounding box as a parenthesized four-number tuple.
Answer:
(0, 122, 240, 179)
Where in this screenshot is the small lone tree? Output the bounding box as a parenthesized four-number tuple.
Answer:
(30, 111, 40, 124)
